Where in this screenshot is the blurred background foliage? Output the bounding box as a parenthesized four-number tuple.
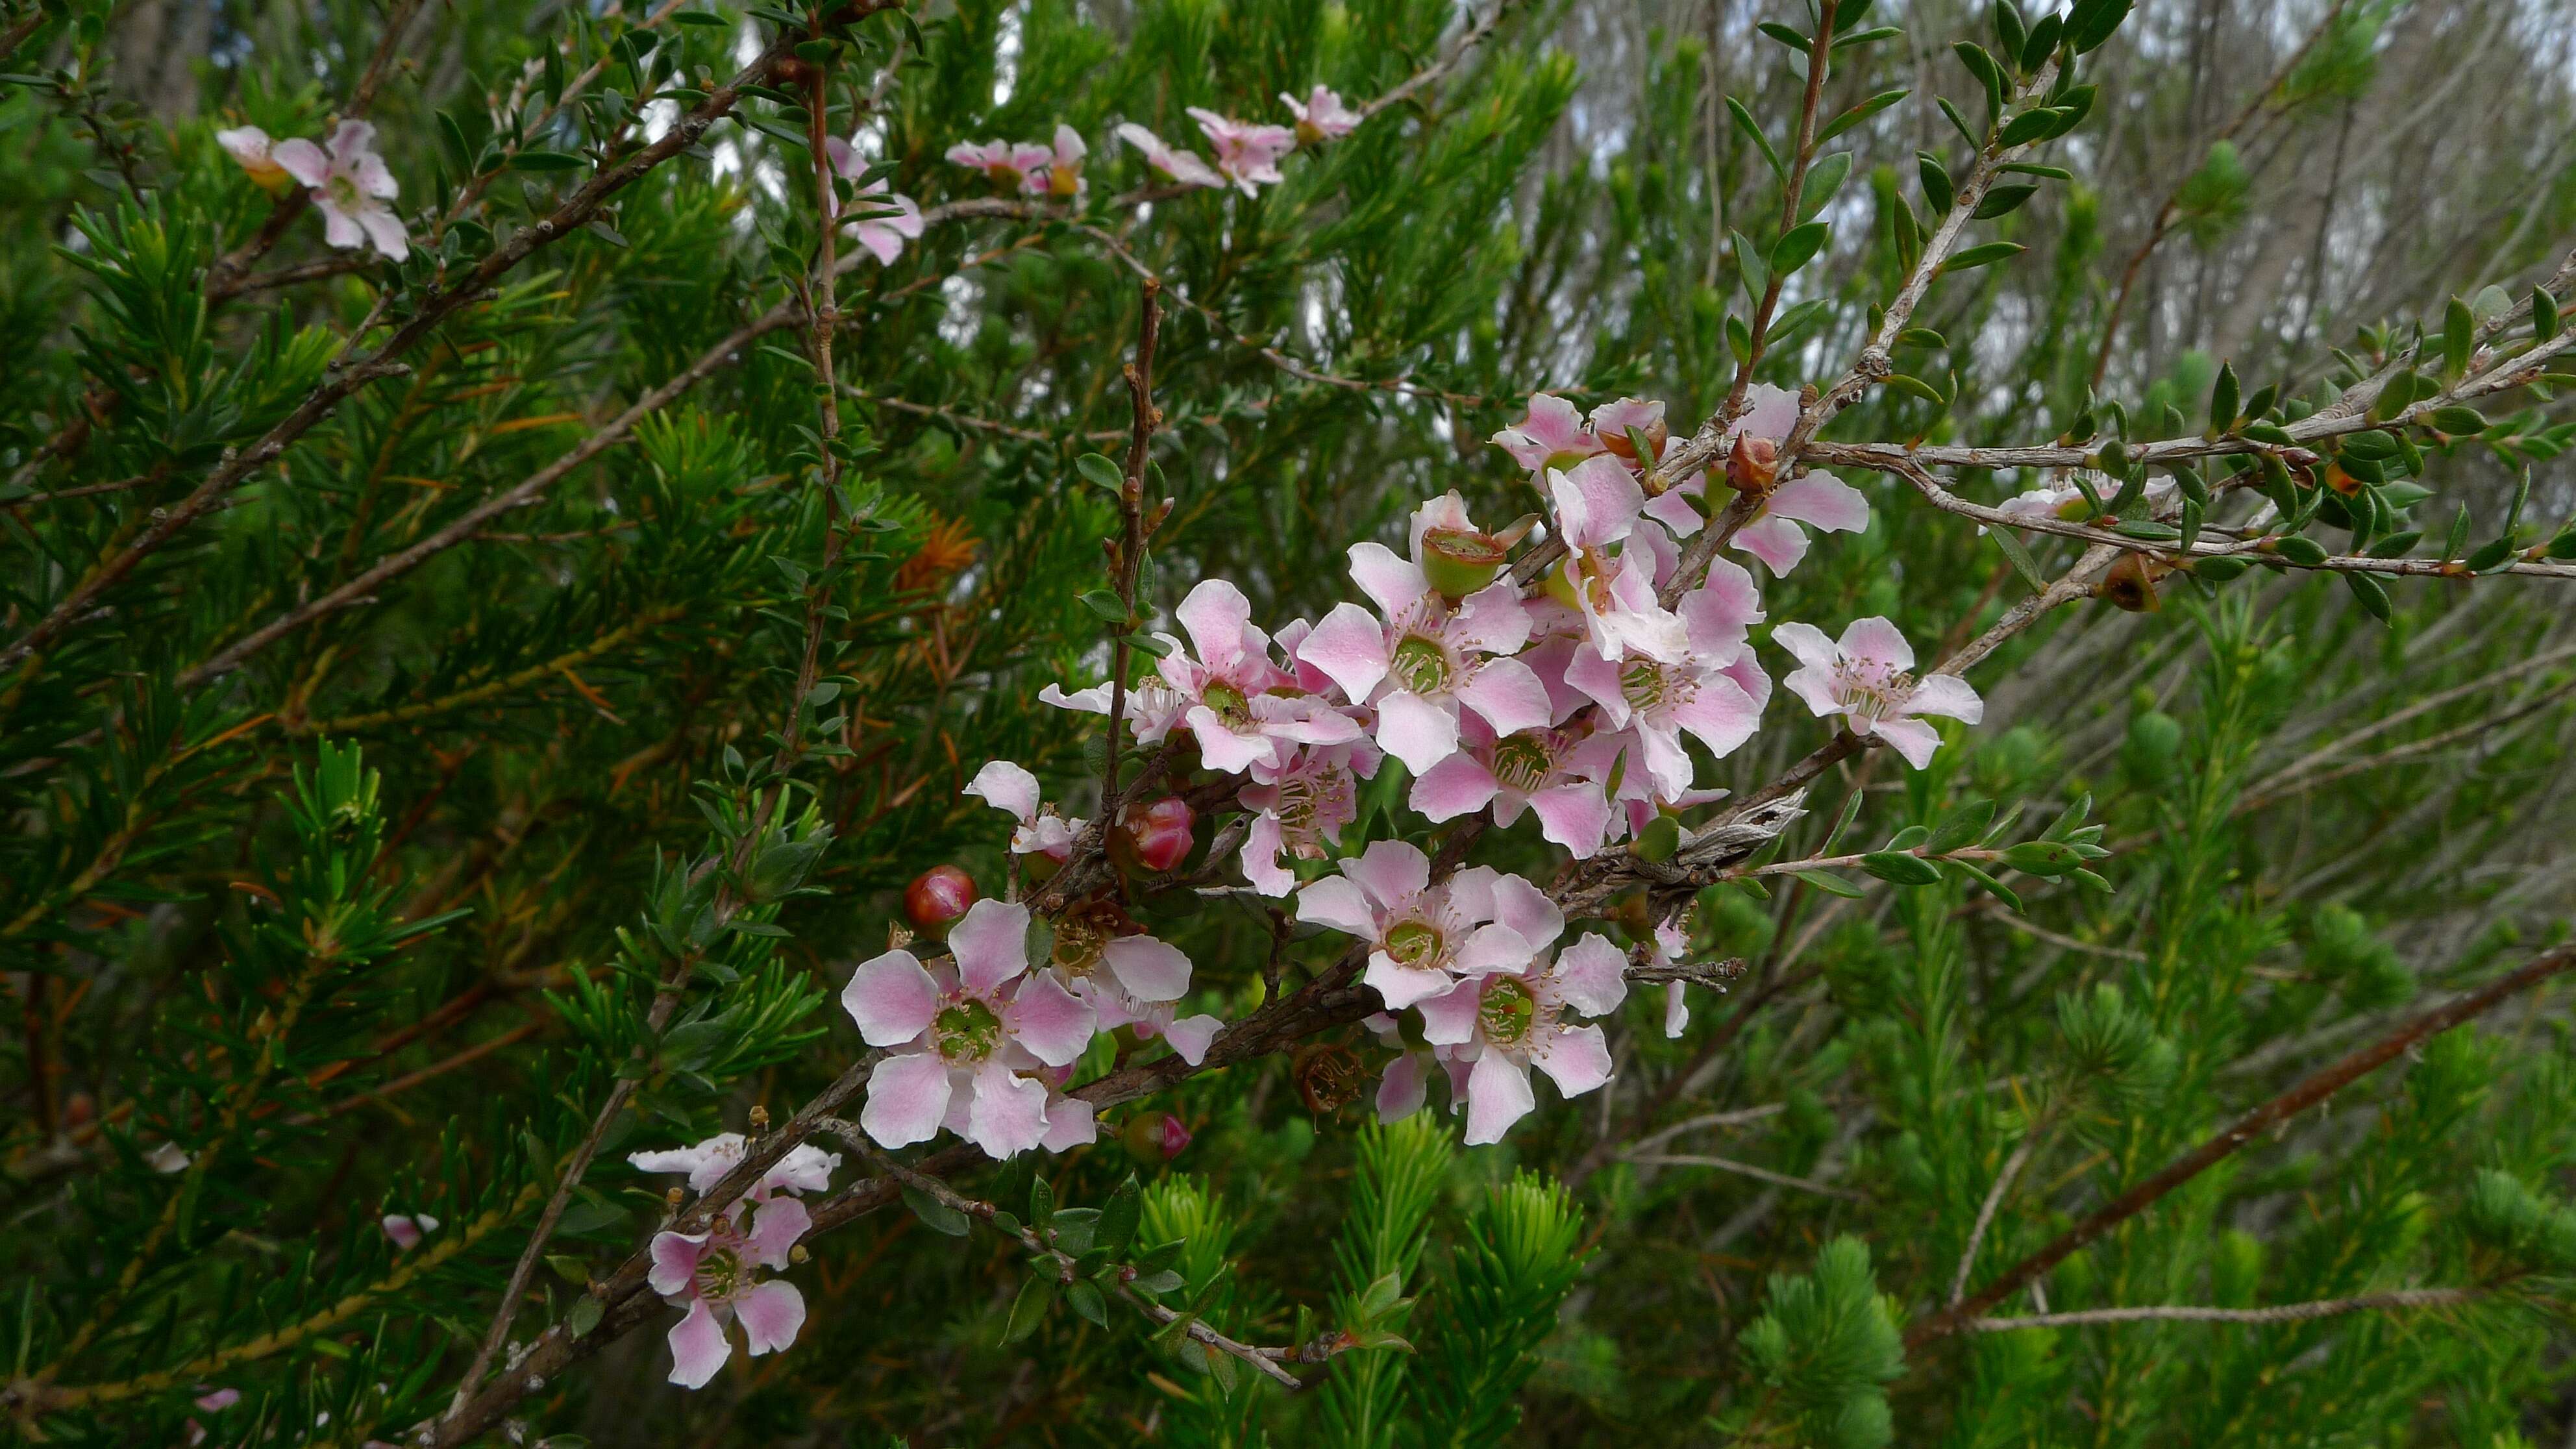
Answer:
(3, 0, 2575, 1442)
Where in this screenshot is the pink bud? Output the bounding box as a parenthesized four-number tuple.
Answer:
(1122, 1111, 1192, 1163)
(904, 865, 978, 936)
(1113, 797, 1196, 875)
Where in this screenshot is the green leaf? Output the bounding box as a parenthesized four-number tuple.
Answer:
(2192, 554, 2249, 581)
(1003, 1276, 1056, 1343)
(2344, 571, 2392, 623)
(1079, 589, 1130, 623)
(1791, 869, 1866, 898)
(1973, 182, 2037, 219)
(2209, 362, 2239, 433)
(1770, 221, 1829, 277)
(1818, 88, 1909, 145)
(1996, 108, 2059, 148)
(2271, 535, 2329, 566)
(903, 1187, 971, 1237)
(1988, 523, 2048, 590)
(1065, 1280, 1109, 1328)
(565, 1294, 604, 1339)
(2444, 295, 2475, 381)
(1631, 812, 1682, 862)
(506, 149, 588, 171)
(1860, 851, 1943, 886)
(1927, 800, 1998, 854)
(1076, 453, 1124, 491)
(545, 1254, 590, 1285)
(2068, 0, 2135, 53)
(1727, 97, 1785, 182)
(2535, 288, 2561, 341)
(1883, 373, 1946, 405)
(2001, 840, 2083, 876)
(2430, 406, 2490, 436)
(1943, 242, 2025, 273)
(1099, 1180, 1141, 1256)
(1947, 858, 2024, 913)
(1916, 153, 1955, 214)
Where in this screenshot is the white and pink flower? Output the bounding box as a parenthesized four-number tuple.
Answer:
(1065, 934, 1225, 1067)
(1155, 579, 1363, 773)
(1294, 841, 1559, 1011)
(1280, 85, 1361, 143)
(841, 899, 1097, 1158)
(1773, 615, 1983, 768)
(216, 125, 295, 193)
(1237, 739, 1380, 896)
(1298, 510, 1552, 774)
(628, 1132, 841, 1200)
(271, 120, 407, 261)
(1185, 107, 1298, 194)
(1409, 704, 1623, 859)
(1039, 673, 1186, 745)
(631, 1131, 838, 1389)
(1415, 934, 1627, 1145)
(945, 137, 1056, 192)
(380, 1211, 440, 1250)
(1115, 122, 1224, 189)
(1548, 454, 1690, 663)
(963, 759, 1081, 867)
(1492, 393, 1605, 474)
(1563, 560, 1769, 797)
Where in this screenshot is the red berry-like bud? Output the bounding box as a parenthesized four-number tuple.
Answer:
(1122, 1111, 1193, 1163)
(1111, 797, 1196, 875)
(903, 865, 978, 937)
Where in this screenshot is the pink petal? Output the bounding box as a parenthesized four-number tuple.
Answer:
(270, 136, 330, 188)
(1002, 971, 1096, 1067)
(1414, 980, 1482, 1046)
(1456, 656, 1552, 737)
(316, 202, 367, 251)
(1102, 935, 1193, 1004)
(1376, 1051, 1430, 1122)
(965, 1064, 1052, 1159)
(1722, 650, 1774, 713)
(852, 221, 904, 266)
(1672, 675, 1760, 759)
(1489, 873, 1563, 950)
(963, 760, 1042, 823)
(736, 1278, 806, 1356)
(1296, 874, 1382, 937)
(193, 1387, 241, 1412)
(380, 1214, 422, 1250)
(747, 1196, 811, 1269)
(1534, 1022, 1613, 1097)
(1409, 752, 1499, 822)
(665, 1298, 731, 1389)
(1298, 602, 1391, 702)
(1552, 934, 1631, 1015)
(842, 950, 941, 1046)
(1733, 382, 1800, 441)
(1641, 486, 1705, 538)
(1452, 582, 1536, 657)
(1374, 689, 1459, 774)
(1838, 615, 1915, 673)
(1634, 721, 1695, 799)
(1239, 810, 1295, 897)
(1441, 864, 1501, 924)
(860, 1051, 953, 1148)
(1347, 541, 1429, 620)
(1732, 514, 1811, 575)
(1664, 982, 1690, 1038)
(1561, 645, 1629, 725)
(1872, 716, 1944, 769)
(1039, 1094, 1098, 1152)
(1462, 1052, 1537, 1145)
(1162, 1013, 1224, 1066)
(1767, 473, 1870, 533)
(1366, 951, 1458, 1011)
(1528, 783, 1614, 859)
(1343, 838, 1431, 911)
(948, 898, 1030, 995)
(1549, 455, 1645, 548)
(1175, 578, 1254, 673)
(1907, 673, 1984, 724)
(763, 1144, 838, 1198)
(356, 205, 410, 261)
(1187, 708, 1274, 773)
(1450, 922, 1538, 978)
(1767, 621, 1837, 672)
(649, 1230, 709, 1296)
(1681, 557, 1765, 650)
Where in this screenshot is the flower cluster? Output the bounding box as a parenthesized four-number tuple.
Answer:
(1116, 86, 1359, 195)
(217, 121, 410, 261)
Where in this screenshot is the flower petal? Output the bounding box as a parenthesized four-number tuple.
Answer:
(1873, 715, 1944, 769)
(1376, 1051, 1430, 1122)
(1162, 1013, 1224, 1066)
(1907, 673, 1984, 724)
(747, 1195, 811, 1269)
(842, 950, 940, 1046)
(1296, 874, 1382, 937)
(1837, 615, 1916, 673)
(1102, 935, 1193, 1004)
(665, 1298, 732, 1389)
(1409, 752, 1499, 822)
(948, 897, 1031, 995)
(1415, 980, 1482, 1046)
(1489, 872, 1565, 951)
(860, 1051, 953, 1148)
(271, 136, 330, 188)
(1528, 783, 1614, 859)
(1374, 689, 1459, 775)
(1174, 578, 1254, 674)
(736, 1278, 807, 1357)
(1366, 952, 1458, 1011)
(1298, 601, 1391, 702)
(1347, 541, 1429, 620)
(1343, 838, 1431, 911)
(1462, 1052, 1537, 1146)
(963, 760, 1043, 823)
(1039, 1094, 1098, 1152)
(1552, 933, 1631, 1016)
(648, 1230, 707, 1296)
(1732, 514, 1811, 575)
(1535, 1022, 1613, 1097)
(1664, 981, 1691, 1038)
(965, 1063, 1053, 1159)
(1003, 971, 1096, 1067)
(1456, 656, 1553, 737)
(1766, 473, 1870, 533)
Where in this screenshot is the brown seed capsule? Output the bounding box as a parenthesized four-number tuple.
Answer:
(1725, 434, 1781, 494)
(1294, 1042, 1367, 1115)
(2099, 553, 2168, 613)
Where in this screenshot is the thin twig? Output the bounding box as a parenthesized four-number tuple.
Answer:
(1965, 1287, 2482, 1333)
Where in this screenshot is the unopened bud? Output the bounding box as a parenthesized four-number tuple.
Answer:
(904, 865, 978, 937)
(665, 1186, 686, 1208)
(1121, 1111, 1193, 1163)
(1418, 525, 1507, 601)
(747, 1104, 770, 1133)
(1725, 434, 1780, 494)
(789, 1243, 811, 1264)
(1111, 797, 1196, 876)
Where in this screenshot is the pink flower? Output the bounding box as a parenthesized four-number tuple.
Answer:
(1280, 84, 1361, 143)
(945, 137, 1056, 192)
(1416, 934, 1628, 1145)
(1649, 919, 1691, 1037)
(841, 898, 1097, 1158)
(1237, 739, 1380, 896)
(1548, 455, 1690, 663)
(1186, 108, 1299, 195)
(1038, 673, 1186, 744)
(647, 1198, 813, 1389)
(1409, 703, 1624, 859)
(1115, 122, 1223, 188)
(380, 1211, 440, 1250)
(193, 1387, 241, 1413)
(1987, 474, 2172, 533)
(628, 1132, 841, 1200)
(963, 760, 1082, 865)
(1294, 841, 1560, 1010)
(271, 120, 407, 261)
(845, 178, 926, 266)
(1298, 504, 1552, 774)
(1772, 616, 1983, 768)
(1492, 393, 1604, 473)
(1067, 934, 1225, 1067)
(1631, 384, 1864, 574)
(1154, 579, 1363, 774)
(216, 125, 295, 193)
(1562, 569, 1768, 799)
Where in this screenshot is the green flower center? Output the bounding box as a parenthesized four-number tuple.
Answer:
(1202, 680, 1250, 726)
(327, 174, 362, 210)
(1491, 732, 1554, 793)
(1620, 660, 1677, 711)
(1385, 920, 1444, 968)
(695, 1243, 746, 1302)
(935, 998, 1003, 1062)
(1390, 635, 1451, 695)
(1478, 976, 1538, 1045)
